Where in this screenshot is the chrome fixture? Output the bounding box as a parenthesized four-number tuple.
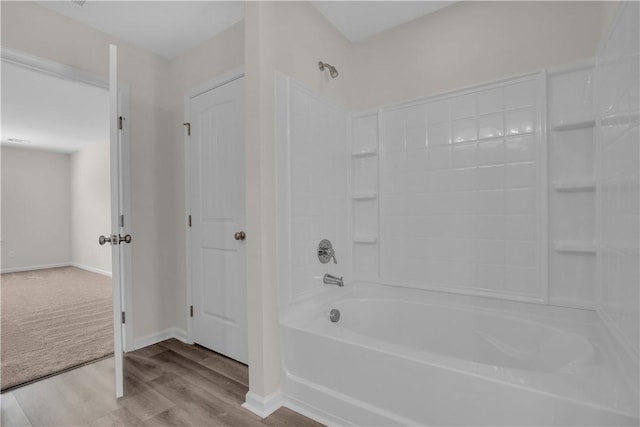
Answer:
(99, 234, 132, 245)
(318, 61, 339, 78)
(323, 273, 343, 287)
(318, 239, 337, 264)
(329, 309, 341, 323)
(234, 231, 246, 241)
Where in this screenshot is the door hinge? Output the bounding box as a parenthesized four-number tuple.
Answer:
(119, 116, 125, 130)
(183, 122, 191, 136)
(190, 305, 194, 317)
(121, 311, 126, 324)
(119, 214, 124, 228)
(188, 215, 192, 227)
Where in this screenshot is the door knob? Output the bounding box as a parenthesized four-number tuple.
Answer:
(99, 235, 116, 245)
(99, 234, 132, 245)
(234, 231, 246, 241)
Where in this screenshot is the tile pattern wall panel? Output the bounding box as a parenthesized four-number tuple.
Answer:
(378, 77, 543, 300)
(289, 82, 349, 303)
(596, 1, 640, 358)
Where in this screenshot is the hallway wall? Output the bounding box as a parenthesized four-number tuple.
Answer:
(1, 146, 71, 271)
(70, 143, 112, 275)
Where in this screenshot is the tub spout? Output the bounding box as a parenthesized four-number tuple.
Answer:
(323, 274, 343, 287)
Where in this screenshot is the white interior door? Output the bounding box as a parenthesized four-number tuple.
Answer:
(190, 76, 247, 364)
(108, 44, 125, 397)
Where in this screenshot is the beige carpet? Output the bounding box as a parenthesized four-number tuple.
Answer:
(1, 266, 113, 391)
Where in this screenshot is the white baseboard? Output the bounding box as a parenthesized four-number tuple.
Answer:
(133, 327, 189, 350)
(242, 390, 283, 419)
(1, 262, 70, 274)
(70, 263, 112, 278)
(1, 263, 113, 278)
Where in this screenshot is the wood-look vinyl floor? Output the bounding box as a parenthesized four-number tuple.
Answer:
(1, 339, 324, 427)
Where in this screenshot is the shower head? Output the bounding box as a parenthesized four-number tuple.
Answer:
(318, 61, 339, 79)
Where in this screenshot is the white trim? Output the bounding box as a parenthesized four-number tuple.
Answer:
(184, 84, 194, 343)
(184, 66, 245, 100)
(275, 71, 292, 318)
(109, 44, 124, 399)
(378, 70, 541, 113)
(0, 262, 71, 274)
(118, 86, 134, 353)
(70, 263, 112, 278)
(184, 66, 245, 343)
(241, 390, 283, 419)
(1, 47, 108, 89)
(133, 327, 189, 351)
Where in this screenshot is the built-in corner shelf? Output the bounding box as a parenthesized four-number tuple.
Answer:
(352, 148, 378, 158)
(553, 240, 597, 254)
(352, 192, 378, 201)
(353, 234, 377, 244)
(601, 110, 640, 126)
(552, 178, 596, 192)
(552, 117, 596, 132)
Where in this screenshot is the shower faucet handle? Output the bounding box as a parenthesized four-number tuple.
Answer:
(318, 239, 337, 264)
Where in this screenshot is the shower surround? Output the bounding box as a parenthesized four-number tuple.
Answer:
(275, 3, 639, 426)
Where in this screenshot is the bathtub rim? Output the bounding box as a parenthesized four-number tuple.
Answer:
(280, 281, 639, 420)
(324, 295, 597, 372)
(281, 281, 600, 329)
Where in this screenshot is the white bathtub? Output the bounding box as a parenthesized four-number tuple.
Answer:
(280, 283, 639, 426)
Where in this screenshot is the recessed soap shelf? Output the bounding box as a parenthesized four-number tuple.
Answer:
(353, 235, 377, 244)
(352, 148, 378, 158)
(553, 240, 596, 254)
(352, 192, 378, 200)
(552, 179, 596, 192)
(552, 117, 595, 132)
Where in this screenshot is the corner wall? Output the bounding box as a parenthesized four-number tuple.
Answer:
(70, 143, 111, 275)
(1, 146, 71, 271)
(244, 0, 353, 402)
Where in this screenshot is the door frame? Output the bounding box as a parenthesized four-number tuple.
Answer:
(0, 47, 135, 352)
(183, 66, 245, 343)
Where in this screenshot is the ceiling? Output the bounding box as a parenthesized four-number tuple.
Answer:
(1, 61, 109, 153)
(312, 1, 455, 42)
(37, 1, 245, 60)
(36, 1, 454, 59)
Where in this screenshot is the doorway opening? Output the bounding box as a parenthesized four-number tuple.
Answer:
(0, 56, 117, 391)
